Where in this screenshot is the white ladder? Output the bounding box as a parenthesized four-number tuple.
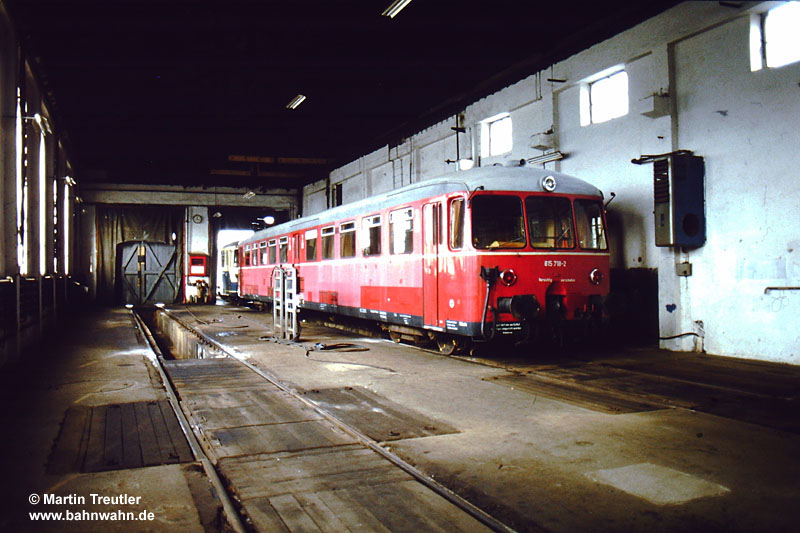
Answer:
(272, 266, 300, 340)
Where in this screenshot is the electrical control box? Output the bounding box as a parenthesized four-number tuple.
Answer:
(653, 153, 706, 247)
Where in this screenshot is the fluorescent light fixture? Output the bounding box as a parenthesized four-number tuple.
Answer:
(286, 94, 307, 109)
(242, 190, 256, 199)
(381, 0, 412, 18)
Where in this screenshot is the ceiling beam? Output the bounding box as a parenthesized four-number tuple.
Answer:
(228, 154, 335, 165)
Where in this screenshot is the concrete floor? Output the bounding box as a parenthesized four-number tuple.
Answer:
(2, 303, 799, 532)
(178, 303, 800, 532)
(0, 309, 222, 532)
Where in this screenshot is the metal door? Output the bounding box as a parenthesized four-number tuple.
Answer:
(422, 203, 441, 327)
(119, 241, 180, 305)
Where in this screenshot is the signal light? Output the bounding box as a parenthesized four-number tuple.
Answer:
(500, 269, 518, 286)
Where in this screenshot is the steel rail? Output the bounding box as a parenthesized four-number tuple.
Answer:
(161, 307, 518, 533)
(129, 310, 248, 533)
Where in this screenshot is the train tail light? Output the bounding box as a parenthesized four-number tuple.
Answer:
(500, 269, 517, 287)
(589, 268, 604, 285)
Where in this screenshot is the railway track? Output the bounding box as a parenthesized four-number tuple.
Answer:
(135, 306, 516, 533)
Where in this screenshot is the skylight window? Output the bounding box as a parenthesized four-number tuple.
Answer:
(751, 2, 800, 71)
(480, 113, 512, 157)
(581, 70, 629, 126)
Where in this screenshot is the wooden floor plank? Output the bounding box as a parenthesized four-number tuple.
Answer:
(120, 402, 143, 469)
(316, 487, 392, 533)
(103, 404, 123, 470)
(220, 446, 411, 500)
(209, 420, 355, 458)
(293, 493, 350, 533)
(269, 493, 324, 533)
(46, 406, 89, 474)
(148, 401, 178, 465)
(134, 401, 163, 465)
(240, 498, 290, 533)
(83, 405, 107, 472)
(158, 400, 194, 463)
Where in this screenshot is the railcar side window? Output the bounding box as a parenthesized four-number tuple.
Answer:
(243, 245, 250, 266)
(305, 229, 318, 261)
(268, 239, 277, 264)
(321, 226, 335, 260)
(471, 195, 526, 249)
(362, 215, 382, 256)
(449, 198, 465, 249)
(340, 222, 356, 258)
(260, 241, 267, 265)
(574, 200, 608, 250)
(279, 236, 288, 263)
(525, 196, 575, 249)
(390, 208, 414, 254)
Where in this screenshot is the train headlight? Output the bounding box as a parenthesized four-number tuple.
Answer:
(541, 175, 557, 192)
(589, 268, 604, 285)
(500, 269, 518, 286)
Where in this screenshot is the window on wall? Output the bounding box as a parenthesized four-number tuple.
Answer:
(480, 113, 512, 157)
(751, 2, 800, 71)
(580, 69, 629, 126)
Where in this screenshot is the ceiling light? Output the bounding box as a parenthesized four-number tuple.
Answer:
(242, 191, 256, 199)
(381, 0, 412, 18)
(286, 94, 306, 110)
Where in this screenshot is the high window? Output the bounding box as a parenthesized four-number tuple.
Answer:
(480, 113, 512, 157)
(751, 2, 800, 71)
(581, 69, 628, 126)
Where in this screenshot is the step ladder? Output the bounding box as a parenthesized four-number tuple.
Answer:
(272, 266, 300, 340)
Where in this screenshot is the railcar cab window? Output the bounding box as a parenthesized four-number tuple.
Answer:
(390, 208, 414, 254)
(526, 196, 575, 249)
(471, 195, 525, 249)
(449, 198, 465, 249)
(321, 226, 335, 260)
(340, 221, 356, 258)
(268, 239, 277, 264)
(362, 215, 382, 256)
(279, 236, 288, 263)
(260, 241, 267, 264)
(305, 229, 318, 261)
(574, 199, 608, 250)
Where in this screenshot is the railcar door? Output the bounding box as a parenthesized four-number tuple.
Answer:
(422, 203, 441, 328)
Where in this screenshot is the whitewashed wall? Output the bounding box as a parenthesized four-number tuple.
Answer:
(302, 2, 800, 364)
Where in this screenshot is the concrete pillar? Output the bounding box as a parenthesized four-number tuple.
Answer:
(24, 69, 40, 277)
(43, 119, 55, 274)
(0, 8, 18, 277)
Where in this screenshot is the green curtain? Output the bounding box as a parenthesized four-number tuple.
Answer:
(95, 206, 183, 305)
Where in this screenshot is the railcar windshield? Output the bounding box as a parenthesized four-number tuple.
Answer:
(526, 196, 575, 249)
(471, 195, 526, 249)
(574, 199, 608, 250)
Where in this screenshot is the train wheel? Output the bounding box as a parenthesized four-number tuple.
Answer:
(436, 335, 467, 355)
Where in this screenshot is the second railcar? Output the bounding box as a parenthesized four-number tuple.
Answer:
(238, 165, 610, 352)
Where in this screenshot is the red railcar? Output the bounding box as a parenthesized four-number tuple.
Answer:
(238, 166, 610, 352)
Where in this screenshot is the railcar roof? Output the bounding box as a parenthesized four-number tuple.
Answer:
(240, 166, 603, 246)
